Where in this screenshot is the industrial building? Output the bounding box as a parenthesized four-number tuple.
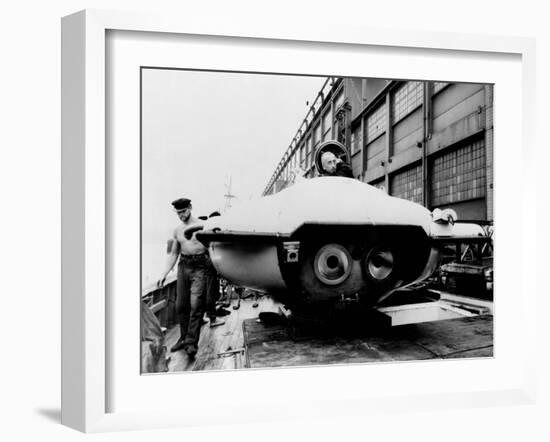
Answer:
(263, 77, 493, 222)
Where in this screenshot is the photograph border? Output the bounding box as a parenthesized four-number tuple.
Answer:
(61, 9, 537, 433)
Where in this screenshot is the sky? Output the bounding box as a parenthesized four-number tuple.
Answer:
(141, 69, 326, 285)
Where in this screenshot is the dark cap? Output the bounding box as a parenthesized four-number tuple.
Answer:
(171, 198, 191, 211)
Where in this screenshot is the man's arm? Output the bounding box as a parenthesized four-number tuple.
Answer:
(157, 229, 180, 288)
(183, 223, 204, 240)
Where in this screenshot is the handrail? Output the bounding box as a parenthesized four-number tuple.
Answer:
(141, 272, 177, 298)
(263, 77, 340, 195)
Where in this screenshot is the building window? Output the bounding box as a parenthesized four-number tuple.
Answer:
(322, 109, 332, 141)
(305, 136, 312, 168)
(314, 123, 321, 149)
(308, 136, 314, 166)
(351, 126, 361, 154)
(433, 82, 449, 94)
(367, 104, 386, 142)
(369, 179, 386, 193)
(334, 90, 345, 110)
(390, 165, 423, 204)
(392, 81, 424, 124)
(430, 139, 486, 207)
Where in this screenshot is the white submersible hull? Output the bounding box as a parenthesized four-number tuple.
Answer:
(196, 177, 486, 306)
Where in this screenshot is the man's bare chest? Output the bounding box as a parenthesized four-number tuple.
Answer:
(175, 225, 205, 252)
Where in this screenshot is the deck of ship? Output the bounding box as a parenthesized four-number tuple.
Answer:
(165, 296, 280, 372)
(164, 294, 493, 372)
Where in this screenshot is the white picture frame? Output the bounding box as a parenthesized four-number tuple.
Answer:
(61, 9, 537, 433)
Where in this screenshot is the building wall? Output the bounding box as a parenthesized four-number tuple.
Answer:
(264, 78, 494, 223)
(484, 85, 494, 221)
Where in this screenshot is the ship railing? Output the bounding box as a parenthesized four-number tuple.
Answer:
(141, 273, 178, 329)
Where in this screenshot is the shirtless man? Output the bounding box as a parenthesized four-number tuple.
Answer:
(157, 198, 208, 358)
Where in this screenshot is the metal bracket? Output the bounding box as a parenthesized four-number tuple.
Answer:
(283, 241, 300, 263)
(339, 293, 360, 304)
(217, 347, 245, 358)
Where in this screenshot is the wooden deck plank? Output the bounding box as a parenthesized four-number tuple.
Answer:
(165, 296, 279, 372)
(165, 324, 194, 371)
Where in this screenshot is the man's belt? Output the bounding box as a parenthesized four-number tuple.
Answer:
(180, 253, 208, 261)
